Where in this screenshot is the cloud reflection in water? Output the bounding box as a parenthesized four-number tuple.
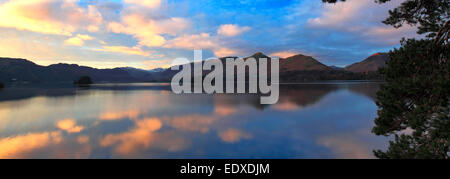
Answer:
(0, 83, 387, 158)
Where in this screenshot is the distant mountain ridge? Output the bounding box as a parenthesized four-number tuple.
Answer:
(148, 68, 166, 73)
(0, 52, 388, 84)
(329, 66, 345, 71)
(0, 58, 154, 83)
(154, 52, 387, 82)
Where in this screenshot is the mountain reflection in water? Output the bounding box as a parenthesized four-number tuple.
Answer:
(0, 82, 387, 159)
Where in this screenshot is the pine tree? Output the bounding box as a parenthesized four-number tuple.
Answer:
(323, 0, 449, 158)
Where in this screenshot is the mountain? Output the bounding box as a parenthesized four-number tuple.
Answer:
(0, 52, 387, 84)
(329, 66, 344, 71)
(116, 67, 153, 79)
(0, 57, 152, 83)
(245, 52, 270, 60)
(152, 52, 360, 83)
(148, 68, 166, 73)
(277, 53, 386, 82)
(345, 53, 389, 73)
(0, 58, 47, 82)
(241, 52, 331, 72)
(146, 52, 385, 82)
(280, 54, 331, 72)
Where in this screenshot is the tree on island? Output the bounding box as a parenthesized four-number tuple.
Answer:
(74, 76, 93, 85)
(323, 0, 449, 158)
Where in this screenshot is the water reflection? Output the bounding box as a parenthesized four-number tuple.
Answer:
(0, 82, 387, 158)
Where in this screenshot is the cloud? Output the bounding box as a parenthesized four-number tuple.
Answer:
(272, 101, 300, 111)
(64, 34, 94, 46)
(143, 59, 173, 69)
(108, 14, 190, 47)
(218, 128, 252, 143)
(95, 46, 152, 56)
(164, 33, 214, 49)
(100, 118, 162, 155)
(306, 0, 418, 45)
(56, 119, 84, 133)
(317, 135, 374, 159)
(0, 31, 60, 61)
(214, 104, 238, 116)
(0, 0, 422, 69)
(270, 51, 298, 58)
(77, 34, 94, 40)
(0, 0, 102, 36)
(77, 136, 90, 144)
(307, 0, 370, 28)
(363, 25, 418, 45)
(64, 37, 84, 46)
(124, 0, 162, 9)
(0, 29, 158, 70)
(99, 110, 140, 121)
(168, 115, 215, 133)
(0, 131, 62, 159)
(163, 33, 237, 57)
(217, 24, 251, 37)
(214, 48, 238, 57)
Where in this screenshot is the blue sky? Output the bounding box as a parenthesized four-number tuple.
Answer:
(0, 0, 418, 69)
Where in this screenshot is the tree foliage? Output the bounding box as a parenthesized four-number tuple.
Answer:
(323, 0, 450, 158)
(374, 38, 449, 159)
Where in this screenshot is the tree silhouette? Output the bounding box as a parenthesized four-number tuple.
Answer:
(323, 0, 449, 158)
(74, 76, 93, 85)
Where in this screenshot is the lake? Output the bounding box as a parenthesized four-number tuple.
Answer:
(0, 82, 388, 159)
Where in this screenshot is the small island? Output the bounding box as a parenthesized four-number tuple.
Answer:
(74, 76, 93, 86)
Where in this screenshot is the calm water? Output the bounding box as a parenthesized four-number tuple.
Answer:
(0, 82, 388, 159)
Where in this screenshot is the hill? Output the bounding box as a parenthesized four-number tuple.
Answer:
(345, 53, 389, 73)
(0, 58, 152, 83)
(0, 52, 388, 84)
(280, 54, 331, 72)
(152, 52, 372, 83)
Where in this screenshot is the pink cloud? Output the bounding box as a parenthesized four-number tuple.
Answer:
(270, 51, 298, 58)
(124, 0, 162, 9)
(108, 14, 190, 47)
(218, 128, 252, 143)
(218, 24, 251, 37)
(0, 0, 102, 36)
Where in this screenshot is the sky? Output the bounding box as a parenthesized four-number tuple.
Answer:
(0, 0, 419, 70)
